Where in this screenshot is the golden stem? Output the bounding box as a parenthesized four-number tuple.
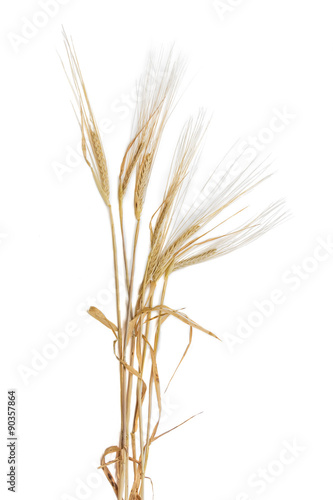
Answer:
(123, 219, 141, 500)
(119, 197, 130, 291)
(107, 204, 126, 500)
(141, 273, 169, 487)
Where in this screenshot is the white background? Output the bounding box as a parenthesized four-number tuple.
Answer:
(1, 1, 333, 499)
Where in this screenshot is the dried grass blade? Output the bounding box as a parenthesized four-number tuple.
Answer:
(120, 361, 143, 380)
(151, 411, 203, 443)
(137, 305, 220, 340)
(88, 306, 118, 338)
(146, 476, 155, 500)
(100, 446, 121, 498)
(142, 336, 162, 443)
(165, 327, 193, 392)
(132, 381, 147, 433)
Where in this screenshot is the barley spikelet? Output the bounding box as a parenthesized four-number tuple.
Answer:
(164, 224, 200, 260)
(119, 49, 184, 214)
(171, 201, 287, 272)
(90, 130, 110, 198)
(151, 224, 200, 280)
(151, 112, 206, 246)
(121, 142, 144, 195)
(134, 153, 153, 220)
(173, 249, 217, 270)
(145, 235, 164, 280)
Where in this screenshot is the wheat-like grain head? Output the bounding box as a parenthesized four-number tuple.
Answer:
(62, 29, 110, 206)
(151, 111, 207, 245)
(173, 249, 218, 270)
(172, 200, 287, 271)
(149, 224, 200, 281)
(147, 150, 286, 282)
(134, 152, 153, 220)
(119, 49, 185, 212)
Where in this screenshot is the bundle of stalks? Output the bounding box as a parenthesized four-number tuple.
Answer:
(62, 32, 287, 500)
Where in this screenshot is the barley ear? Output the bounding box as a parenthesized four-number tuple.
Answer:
(134, 153, 153, 220)
(62, 29, 110, 206)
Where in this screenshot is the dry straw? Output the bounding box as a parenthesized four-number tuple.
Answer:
(62, 32, 287, 500)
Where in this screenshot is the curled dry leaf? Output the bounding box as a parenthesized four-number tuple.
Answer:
(87, 306, 118, 338)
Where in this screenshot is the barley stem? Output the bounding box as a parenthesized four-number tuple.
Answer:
(118, 197, 130, 291)
(107, 204, 126, 500)
(143, 273, 169, 482)
(123, 219, 141, 499)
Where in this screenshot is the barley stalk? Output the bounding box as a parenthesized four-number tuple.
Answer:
(134, 153, 153, 220)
